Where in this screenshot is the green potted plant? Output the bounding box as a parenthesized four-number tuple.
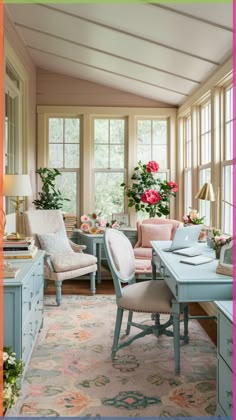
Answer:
(3, 347, 23, 413)
(32, 167, 70, 210)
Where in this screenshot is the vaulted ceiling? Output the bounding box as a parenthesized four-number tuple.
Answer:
(5, 2, 232, 106)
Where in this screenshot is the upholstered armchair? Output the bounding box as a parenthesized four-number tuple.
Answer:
(134, 218, 183, 261)
(23, 210, 97, 306)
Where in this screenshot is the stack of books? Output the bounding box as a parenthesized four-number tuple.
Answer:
(3, 237, 38, 259)
(63, 212, 77, 238)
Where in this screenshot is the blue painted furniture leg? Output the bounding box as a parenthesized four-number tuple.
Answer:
(126, 310, 133, 335)
(55, 280, 62, 306)
(90, 272, 96, 295)
(172, 300, 181, 375)
(112, 307, 124, 359)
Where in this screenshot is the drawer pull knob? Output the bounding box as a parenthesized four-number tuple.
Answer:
(226, 391, 232, 398)
(227, 350, 232, 357)
(227, 338, 233, 344)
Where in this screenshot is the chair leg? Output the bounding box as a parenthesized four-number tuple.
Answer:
(183, 304, 189, 344)
(89, 272, 96, 295)
(126, 310, 133, 335)
(55, 281, 62, 306)
(112, 307, 124, 359)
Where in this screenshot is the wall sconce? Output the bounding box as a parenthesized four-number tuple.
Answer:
(3, 174, 33, 239)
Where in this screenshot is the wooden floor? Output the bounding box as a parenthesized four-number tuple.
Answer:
(45, 273, 217, 346)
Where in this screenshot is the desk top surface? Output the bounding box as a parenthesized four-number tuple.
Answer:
(151, 241, 232, 284)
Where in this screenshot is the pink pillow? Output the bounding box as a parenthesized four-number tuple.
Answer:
(141, 224, 172, 247)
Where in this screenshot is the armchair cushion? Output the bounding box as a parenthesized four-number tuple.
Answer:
(51, 252, 97, 273)
(37, 229, 72, 255)
(141, 224, 172, 247)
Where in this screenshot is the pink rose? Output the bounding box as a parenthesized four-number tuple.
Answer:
(81, 223, 90, 232)
(141, 189, 161, 204)
(98, 218, 106, 227)
(146, 160, 159, 173)
(81, 215, 89, 222)
(167, 181, 178, 192)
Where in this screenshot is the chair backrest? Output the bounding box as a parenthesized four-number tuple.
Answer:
(24, 210, 67, 248)
(135, 218, 182, 248)
(104, 229, 136, 298)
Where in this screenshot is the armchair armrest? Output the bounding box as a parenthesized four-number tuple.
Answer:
(69, 239, 86, 253)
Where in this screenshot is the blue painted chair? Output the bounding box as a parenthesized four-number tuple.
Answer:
(104, 228, 189, 363)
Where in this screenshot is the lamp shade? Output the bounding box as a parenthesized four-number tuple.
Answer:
(3, 174, 33, 197)
(195, 182, 215, 202)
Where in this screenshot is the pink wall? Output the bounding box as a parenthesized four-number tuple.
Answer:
(37, 69, 173, 108)
(4, 11, 37, 202)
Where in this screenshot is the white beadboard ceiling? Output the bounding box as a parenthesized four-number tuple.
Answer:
(5, 2, 232, 106)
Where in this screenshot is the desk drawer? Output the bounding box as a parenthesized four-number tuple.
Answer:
(219, 312, 232, 370)
(218, 355, 232, 417)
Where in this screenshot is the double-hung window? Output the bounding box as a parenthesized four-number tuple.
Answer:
(198, 102, 211, 225)
(48, 117, 80, 214)
(93, 118, 126, 220)
(222, 85, 232, 234)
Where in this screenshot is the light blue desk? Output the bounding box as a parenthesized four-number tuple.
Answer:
(151, 241, 232, 374)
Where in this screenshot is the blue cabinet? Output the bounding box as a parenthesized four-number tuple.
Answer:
(215, 301, 233, 417)
(4, 251, 45, 377)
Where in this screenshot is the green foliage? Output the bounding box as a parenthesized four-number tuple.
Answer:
(3, 347, 23, 411)
(121, 160, 178, 218)
(32, 167, 70, 210)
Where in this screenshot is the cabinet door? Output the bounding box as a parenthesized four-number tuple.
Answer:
(4, 286, 22, 359)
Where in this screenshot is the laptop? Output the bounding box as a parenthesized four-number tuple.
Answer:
(163, 224, 203, 252)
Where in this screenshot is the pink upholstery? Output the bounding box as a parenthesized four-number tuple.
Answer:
(134, 218, 182, 261)
(23, 210, 97, 304)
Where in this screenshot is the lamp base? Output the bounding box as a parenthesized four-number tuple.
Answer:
(6, 232, 25, 241)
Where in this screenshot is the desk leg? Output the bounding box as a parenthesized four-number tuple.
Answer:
(172, 300, 181, 375)
(96, 243, 102, 284)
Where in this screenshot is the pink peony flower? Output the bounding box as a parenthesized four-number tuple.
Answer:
(167, 181, 178, 193)
(81, 215, 89, 222)
(146, 160, 159, 173)
(141, 189, 161, 205)
(98, 218, 107, 227)
(81, 223, 90, 232)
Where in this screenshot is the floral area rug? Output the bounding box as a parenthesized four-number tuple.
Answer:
(7, 295, 216, 417)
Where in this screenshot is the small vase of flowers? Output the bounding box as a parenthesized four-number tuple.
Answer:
(3, 347, 23, 413)
(80, 212, 119, 234)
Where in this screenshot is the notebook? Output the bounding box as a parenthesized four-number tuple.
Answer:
(163, 224, 203, 252)
(173, 247, 202, 257)
(180, 256, 213, 265)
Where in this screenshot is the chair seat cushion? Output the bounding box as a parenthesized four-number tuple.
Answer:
(134, 247, 152, 259)
(51, 252, 97, 273)
(118, 280, 173, 313)
(135, 259, 152, 273)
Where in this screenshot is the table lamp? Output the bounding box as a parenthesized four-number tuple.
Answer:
(195, 182, 215, 227)
(3, 174, 33, 239)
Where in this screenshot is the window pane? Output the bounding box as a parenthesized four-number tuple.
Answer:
(184, 170, 192, 215)
(110, 120, 124, 144)
(152, 145, 167, 169)
(223, 165, 232, 205)
(137, 120, 151, 144)
(153, 120, 167, 144)
(94, 145, 109, 168)
(65, 144, 80, 168)
(201, 133, 211, 164)
(49, 118, 63, 143)
(94, 172, 124, 220)
(225, 121, 232, 160)
(55, 172, 78, 213)
(65, 118, 80, 143)
(110, 145, 124, 168)
(94, 119, 109, 144)
(198, 168, 211, 225)
(48, 144, 63, 168)
(137, 146, 151, 163)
